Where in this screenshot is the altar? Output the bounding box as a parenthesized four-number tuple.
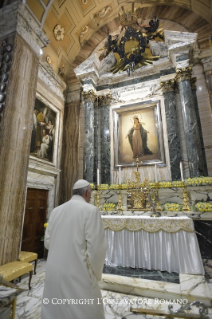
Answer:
(102, 216, 205, 275)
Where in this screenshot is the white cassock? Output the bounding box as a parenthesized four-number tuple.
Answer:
(41, 195, 107, 319)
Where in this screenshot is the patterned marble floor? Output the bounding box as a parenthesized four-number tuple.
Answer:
(14, 259, 212, 319)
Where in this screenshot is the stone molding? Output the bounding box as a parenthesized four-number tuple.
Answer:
(28, 157, 61, 177)
(175, 66, 192, 83)
(82, 89, 97, 103)
(160, 79, 175, 93)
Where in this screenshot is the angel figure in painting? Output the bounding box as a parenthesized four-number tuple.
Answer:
(125, 115, 153, 158)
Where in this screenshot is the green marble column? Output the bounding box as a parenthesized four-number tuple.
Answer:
(99, 94, 112, 184)
(190, 78, 208, 176)
(176, 67, 206, 177)
(82, 90, 97, 183)
(160, 79, 181, 180)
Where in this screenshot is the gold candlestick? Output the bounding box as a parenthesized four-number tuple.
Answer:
(155, 182, 162, 211)
(96, 186, 101, 210)
(116, 184, 124, 211)
(182, 183, 191, 211)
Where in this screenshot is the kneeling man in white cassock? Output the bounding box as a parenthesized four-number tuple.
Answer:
(41, 179, 107, 319)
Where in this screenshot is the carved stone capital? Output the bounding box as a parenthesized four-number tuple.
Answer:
(160, 80, 175, 93)
(175, 66, 192, 83)
(82, 90, 97, 103)
(98, 94, 112, 106)
(191, 77, 197, 90)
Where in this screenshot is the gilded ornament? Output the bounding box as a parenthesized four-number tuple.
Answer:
(82, 90, 97, 102)
(160, 79, 175, 93)
(53, 24, 65, 41)
(175, 66, 192, 83)
(98, 94, 112, 106)
(46, 56, 52, 64)
(81, 0, 88, 4)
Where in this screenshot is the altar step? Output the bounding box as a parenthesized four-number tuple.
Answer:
(100, 273, 212, 307)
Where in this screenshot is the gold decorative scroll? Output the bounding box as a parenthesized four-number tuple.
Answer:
(175, 66, 192, 83)
(82, 90, 97, 103)
(160, 79, 175, 93)
(98, 93, 112, 106)
(102, 218, 194, 233)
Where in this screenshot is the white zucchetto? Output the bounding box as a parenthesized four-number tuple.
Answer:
(73, 179, 90, 190)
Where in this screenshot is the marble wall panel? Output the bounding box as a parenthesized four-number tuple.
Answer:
(0, 33, 39, 265)
(193, 220, 212, 259)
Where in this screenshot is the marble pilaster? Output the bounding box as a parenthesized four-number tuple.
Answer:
(191, 77, 208, 176)
(176, 66, 206, 177)
(160, 79, 181, 180)
(59, 101, 80, 204)
(93, 99, 99, 184)
(0, 2, 47, 266)
(99, 94, 112, 184)
(205, 70, 212, 111)
(82, 90, 97, 183)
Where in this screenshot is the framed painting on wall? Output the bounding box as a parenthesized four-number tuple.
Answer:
(30, 98, 56, 163)
(113, 101, 165, 167)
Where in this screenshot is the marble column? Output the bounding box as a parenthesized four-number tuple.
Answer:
(190, 77, 208, 176)
(82, 90, 97, 183)
(160, 80, 181, 180)
(176, 67, 206, 177)
(59, 101, 80, 204)
(99, 94, 112, 184)
(93, 99, 99, 184)
(0, 2, 48, 265)
(204, 70, 212, 111)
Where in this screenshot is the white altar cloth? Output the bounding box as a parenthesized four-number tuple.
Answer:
(102, 216, 205, 275)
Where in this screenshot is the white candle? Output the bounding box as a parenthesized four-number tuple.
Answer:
(97, 168, 100, 185)
(180, 161, 184, 181)
(154, 164, 157, 183)
(119, 167, 121, 185)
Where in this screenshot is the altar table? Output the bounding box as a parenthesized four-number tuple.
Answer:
(102, 216, 205, 275)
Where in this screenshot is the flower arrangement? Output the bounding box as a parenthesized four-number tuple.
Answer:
(194, 202, 212, 212)
(172, 181, 184, 187)
(158, 181, 172, 188)
(102, 202, 117, 211)
(44, 223, 48, 228)
(109, 184, 119, 189)
(164, 203, 181, 211)
(98, 184, 109, 190)
(186, 177, 212, 186)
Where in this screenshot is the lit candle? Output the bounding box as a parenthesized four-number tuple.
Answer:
(97, 168, 100, 185)
(119, 166, 121, 185)
(154, 164, 157, 183)
(180, 161, 184, 181)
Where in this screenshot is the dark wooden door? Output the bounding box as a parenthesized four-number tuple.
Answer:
(21, 188, 48, 258)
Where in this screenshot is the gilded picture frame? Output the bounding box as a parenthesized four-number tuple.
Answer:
(113, 100, 165, 167)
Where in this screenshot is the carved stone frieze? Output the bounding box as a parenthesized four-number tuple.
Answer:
(191, 77, 197, 90)
(160, 79, 175, 93)
(175, 66, 192, 83)
(98, 93, 112, 106)
(82, 90, 97, 103)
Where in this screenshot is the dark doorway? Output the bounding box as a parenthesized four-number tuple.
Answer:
(21, 188, 48, 258)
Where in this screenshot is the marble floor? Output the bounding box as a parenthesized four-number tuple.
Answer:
(14, 259, 212, 319)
